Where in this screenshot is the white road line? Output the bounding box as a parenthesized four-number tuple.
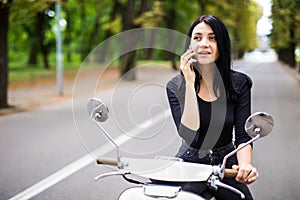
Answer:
(9, 109, 171, 200)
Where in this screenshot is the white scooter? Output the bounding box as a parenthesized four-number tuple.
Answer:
(87, 98, 274, 200)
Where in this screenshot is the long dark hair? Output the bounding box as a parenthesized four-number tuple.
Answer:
(183, 15, 236, 102)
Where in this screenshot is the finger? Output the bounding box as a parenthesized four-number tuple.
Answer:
(235, 164, 251, 182)
(188, 58, 197, 64)
(241, 165, 253, 180)
(181, 49, 193, 59)
(237, 166, 258, 184)
(232, 165, 239, 170)
(180, 56, 196, 71)
(235, 170, 243, 182)
(181, 50, 195, 61)
(186, 52, 196, 61)
(245, 168, 259, 183)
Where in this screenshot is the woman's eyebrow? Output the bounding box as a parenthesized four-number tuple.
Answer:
(193, 32, 215, 35)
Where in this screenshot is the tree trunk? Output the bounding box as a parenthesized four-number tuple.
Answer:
(26, 10, 52, 69)
(142, 29, 156, 60)
(84, 8, 102, 63)
(41, 46, 50, 69)
(164, 2, 178, 70)
(237, 50, 245, 59)
(97, 0, 120, 63)
(120, 51, 137, 80)
(0, 2, 11, 108)
(39, 11, 52, 69)
(278, 48, 296, 67)
(28, 43, 39, 65)
(79, 0, 87, 61)
(197, 0, 207, 13)
(119, 30, 142, 81)
(27, 13, 44, 66)
(119, 0, 153, 80)
(65, 8, 72, 62)
(119, 0, 138, 81)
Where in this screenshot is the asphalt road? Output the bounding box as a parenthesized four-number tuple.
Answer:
(1, 51, 299, 200)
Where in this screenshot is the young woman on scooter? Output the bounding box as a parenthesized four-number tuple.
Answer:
(166, 15, 258, 199)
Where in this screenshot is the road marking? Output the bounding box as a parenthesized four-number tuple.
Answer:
(9, 109, 171, 200)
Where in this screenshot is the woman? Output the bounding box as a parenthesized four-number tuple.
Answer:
(166, 15, 258, 199)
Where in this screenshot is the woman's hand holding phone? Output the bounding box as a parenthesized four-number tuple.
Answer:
(180, 48, 197, 86)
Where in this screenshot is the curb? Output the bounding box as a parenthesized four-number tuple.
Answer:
(279, 61, 300, 84)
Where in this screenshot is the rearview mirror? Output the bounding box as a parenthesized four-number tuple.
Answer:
(245, 112, 274, 138)
(87, 98, 109, 122)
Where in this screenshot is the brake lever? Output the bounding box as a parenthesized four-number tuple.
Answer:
(94, 170, 129, 181)
(207, 175, 245, 199)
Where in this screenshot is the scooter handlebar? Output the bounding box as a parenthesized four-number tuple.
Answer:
(96, 157, 238, 179)
(96, 157, 118, 166)
(224, 168, 238, 178)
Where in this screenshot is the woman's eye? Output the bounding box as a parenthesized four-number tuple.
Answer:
(209, 36, 216, 41)
(193, 36, 201, 41)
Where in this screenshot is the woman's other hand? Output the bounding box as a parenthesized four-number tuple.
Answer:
(232, 164, 259, 184)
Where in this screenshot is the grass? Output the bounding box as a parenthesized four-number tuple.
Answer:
(9, 54, 82, 82)
(10, 65, 56, 82)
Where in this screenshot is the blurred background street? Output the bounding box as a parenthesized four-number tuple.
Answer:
(1, 0, 300, 200)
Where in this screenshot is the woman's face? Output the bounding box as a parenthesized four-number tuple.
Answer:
(190, 22, 219, 64)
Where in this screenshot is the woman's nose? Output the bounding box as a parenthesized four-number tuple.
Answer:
(199, 38, 209, 48)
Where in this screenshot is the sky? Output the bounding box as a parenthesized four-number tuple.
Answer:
(255, 0, 273, 36)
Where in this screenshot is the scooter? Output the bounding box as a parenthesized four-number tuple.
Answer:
(87, 98, 274, 200)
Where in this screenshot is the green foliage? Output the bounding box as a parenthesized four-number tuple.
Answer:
(207, 0, 262, 55)
(270, 0, 300, 50)
(270, 0, 300, 66)
(9, 0, 56, 65)
(102, 15, 122, 33)
(7, 0, 264, 74)
(134, 1, 164, 27)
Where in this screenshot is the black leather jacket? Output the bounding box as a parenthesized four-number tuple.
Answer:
(166, 70, 252, 149)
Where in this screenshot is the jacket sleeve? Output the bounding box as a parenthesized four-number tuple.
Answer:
(166, 76, 197, 145)
(233, 72, 253, 147)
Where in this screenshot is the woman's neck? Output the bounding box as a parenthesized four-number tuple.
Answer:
(198, 64, 218, 101)
(199, 64, 215, 87)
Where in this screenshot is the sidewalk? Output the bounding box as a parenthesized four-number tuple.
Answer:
(279, 61, 300, 84)
(243, 49, 300, 84)
(0, 66, 178, 116)
(0, 68, 120, 116)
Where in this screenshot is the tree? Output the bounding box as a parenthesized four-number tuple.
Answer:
(118, 0, 152, 80)
(3, 0, 269, 98)
(271, 0, 300, 67)
(233, 0, 262, 58)
(10, 0, 56, 69)
(206, 0, 262, 58)
(162, 0, 197, 69)
(97, 0, 122, 62)
(0, 0, 13, 109)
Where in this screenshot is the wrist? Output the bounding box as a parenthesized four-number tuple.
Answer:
(185, 81, 195, 88)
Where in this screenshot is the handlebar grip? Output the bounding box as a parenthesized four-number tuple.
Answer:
(96, 157, 118, 166)
(224, 168, 238, 178)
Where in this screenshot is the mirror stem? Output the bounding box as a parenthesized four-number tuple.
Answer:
(92, 117, 123, 169)
(220, 134, 260, 173)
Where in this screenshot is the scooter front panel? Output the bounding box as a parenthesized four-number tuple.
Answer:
(119, 186, 205, 200)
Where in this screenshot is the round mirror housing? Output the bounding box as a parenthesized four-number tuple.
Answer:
(87, 98, 109, 122)
(245, 112, 274, 138)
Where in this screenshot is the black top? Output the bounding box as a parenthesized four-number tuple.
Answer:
(166, 70, 252, 149)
